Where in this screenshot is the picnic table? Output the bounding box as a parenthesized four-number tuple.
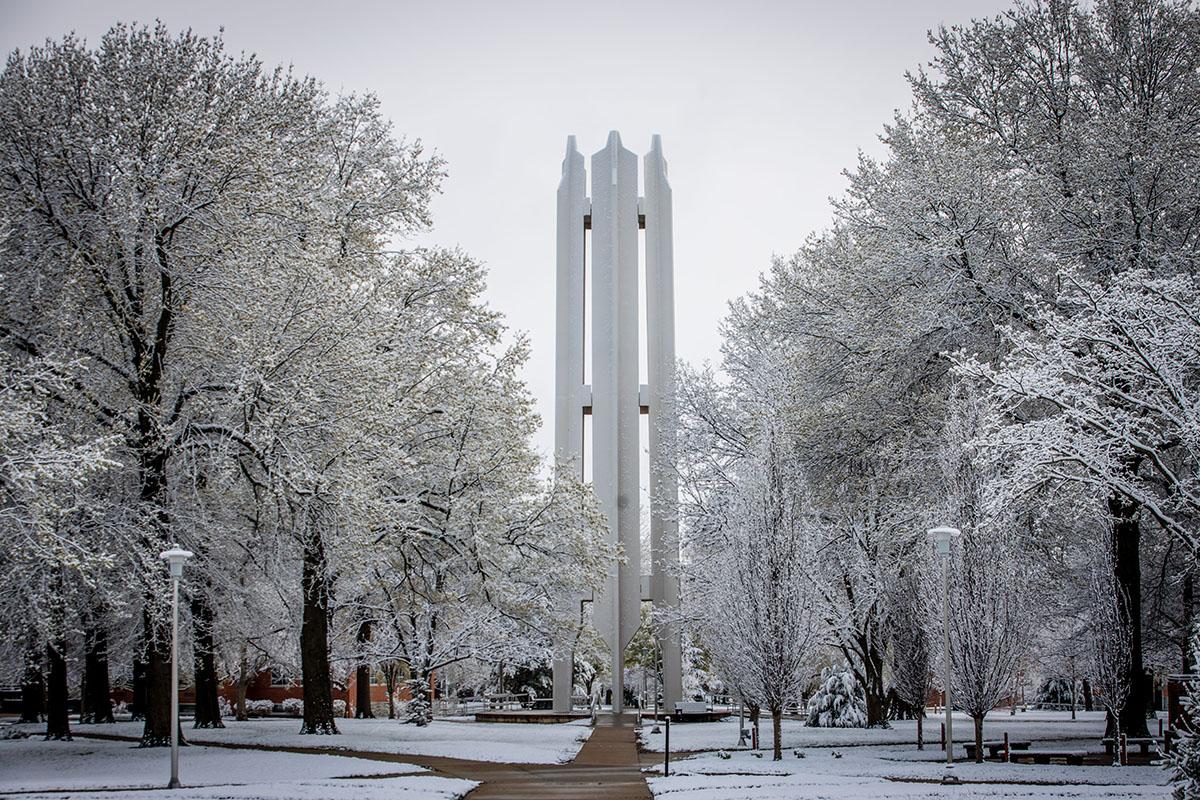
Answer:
(962, 739, 1031, 760)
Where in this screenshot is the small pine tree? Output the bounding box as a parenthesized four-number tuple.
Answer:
(806, 667, 868, 728)
(1034, 676, 1074, 709)
(402, 678, 432, 726)
(1169, 631, 1200, 799)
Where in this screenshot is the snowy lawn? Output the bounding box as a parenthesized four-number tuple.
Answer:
(648, 747, 1172, 799)
(1, 781, 474, 800)
(647, 771, 1170, 799)
(642, 711, 1173, 800)
(23, 714, 594, 764)
(640, 709, 1119, 752)
(0, 736, 475, 798)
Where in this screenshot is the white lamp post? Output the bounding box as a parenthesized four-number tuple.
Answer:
(160, 546, 193, 789)
(927, 526, 960, 784)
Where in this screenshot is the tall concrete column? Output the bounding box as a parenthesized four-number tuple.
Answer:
(590, 132, 641, 714)
(552, 137, 587, 713)
(644, 136, 683, 713)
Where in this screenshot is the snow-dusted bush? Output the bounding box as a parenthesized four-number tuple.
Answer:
(245, 699, 274, 717)
(333, 699, 347, 717)
(218, 697, 234, 719)
(1034, 676, 1074, 709)
(805, 667, 868, 728)
(281, 698, 303, 717)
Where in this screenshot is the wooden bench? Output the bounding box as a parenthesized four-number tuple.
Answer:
(963, 740, 1031, 760)
(1008, 750, 1087, 766)
(1102, 737, 1161, 757)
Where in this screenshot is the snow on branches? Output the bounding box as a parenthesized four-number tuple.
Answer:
(960, 271, 1200, 557)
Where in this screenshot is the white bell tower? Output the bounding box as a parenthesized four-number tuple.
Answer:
(551, 132, 682, 715)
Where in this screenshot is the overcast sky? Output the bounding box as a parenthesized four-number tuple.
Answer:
(1, 0, 1012, 460)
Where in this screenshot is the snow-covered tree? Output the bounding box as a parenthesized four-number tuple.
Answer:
(0, 354, 120, 740)
(0, 23, 444, 744)
(1087, 546, 1134, 746)
(682, 400, 821, 760)
(932, 389, 1035, 763)
(960, 269, 1200, 735)
(806, 667, 869, 729)
(888, 568, 933, 747)
(920, 0, 1200, 738)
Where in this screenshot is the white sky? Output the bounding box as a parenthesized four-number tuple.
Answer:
(0, 0, 1011, 460)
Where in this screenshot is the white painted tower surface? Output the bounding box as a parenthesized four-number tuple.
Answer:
(551, 132, 682, 715)
(644, 135, 683, 713)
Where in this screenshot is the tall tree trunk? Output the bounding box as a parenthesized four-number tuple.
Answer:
(355, 665, 374, 718)
(1184, 572, 1195, 672)
(355, 619, 374, 718)
(79, 660, 88, 725)
(382, 662, 399, 719)
(20, 636, 44, 724)
(45, 571, 70, 741)
(235, 645, 252, 722)
(972, 714, 984, 763)
(1109, 493, 1151, 737)
(140, 605, 175, 746)
(235, 678, 249, 722)
(862, 670, 887, 728)
(45, 637, 70, 740)
(82, 620, 114, 724)
(771, 706, 783, 761)
(299, 526, 337, 734)
(130, 656, 147, 720)
(1082, 677, 1094, 712)
(859, 637, 889, 728)
(137, 434, 176, 746)
(191, 594, 224, 728)
(916, 709, 924, 750)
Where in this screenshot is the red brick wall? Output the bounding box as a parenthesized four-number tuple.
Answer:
(112, 666, 416, 715)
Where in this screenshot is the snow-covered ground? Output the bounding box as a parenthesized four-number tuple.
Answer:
(647, 770, 1169, 800)
(2, 781, 476, 800)
(642, 710, 1173, 800)
(14, 714, 594, 764)
(640, 709, 1117, 752)
(0, 736, 475, 799)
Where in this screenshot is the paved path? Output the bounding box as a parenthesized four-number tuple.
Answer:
(71, 713, 653, 799)
(464, 713, 651, 799)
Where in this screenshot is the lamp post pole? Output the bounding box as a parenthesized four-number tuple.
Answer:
(928, 526, 960, 784)
(160, 546, 193, 790)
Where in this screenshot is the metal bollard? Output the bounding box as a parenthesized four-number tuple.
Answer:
(664, 716, 670, 777)
(941, 721, 946, 751)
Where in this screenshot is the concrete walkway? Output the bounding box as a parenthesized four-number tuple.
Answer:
(463, 713, 651, 799)
(70, 714, 652, 799)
